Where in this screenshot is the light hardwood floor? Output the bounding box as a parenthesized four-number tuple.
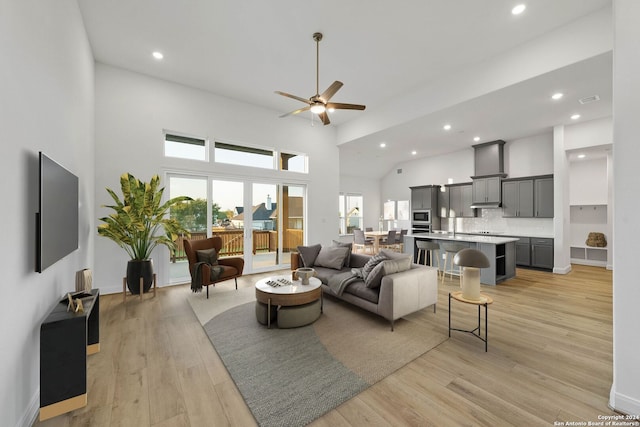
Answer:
(35, 264, 614, 427)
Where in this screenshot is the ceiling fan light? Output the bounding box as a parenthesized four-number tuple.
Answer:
(310, 103, 326, 114)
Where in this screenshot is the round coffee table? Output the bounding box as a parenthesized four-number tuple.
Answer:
(255, 275, 323, 328)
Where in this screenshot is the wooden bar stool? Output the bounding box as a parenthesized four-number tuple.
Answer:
(416, 240, 441, 278)
(441, 243, 466, 285)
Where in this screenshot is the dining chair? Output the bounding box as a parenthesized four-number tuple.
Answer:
(353, 229, 374, 254)
(380, 230, 398, 251)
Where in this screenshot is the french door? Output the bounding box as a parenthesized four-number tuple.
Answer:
(167, 173, 306, 284)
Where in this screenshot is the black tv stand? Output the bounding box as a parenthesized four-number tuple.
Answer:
(39, 288, 100, 421)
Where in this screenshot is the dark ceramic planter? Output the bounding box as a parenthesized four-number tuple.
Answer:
(126, 259, 154, 295)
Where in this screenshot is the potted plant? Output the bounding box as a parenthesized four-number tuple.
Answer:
(98, 173, 193, 294)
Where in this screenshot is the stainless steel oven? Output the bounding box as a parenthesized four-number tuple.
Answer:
(411, 223, 432, 234)
(412, 210, 431, 223)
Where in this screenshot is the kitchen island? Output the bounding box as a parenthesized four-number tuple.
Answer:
(404, 232, 519, 285)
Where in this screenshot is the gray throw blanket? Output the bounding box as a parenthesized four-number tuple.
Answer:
(327, 268, 364, 296)
(191, 262, 224, 293)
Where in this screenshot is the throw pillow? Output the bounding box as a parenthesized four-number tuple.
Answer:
(196, 248, 218, 265)
(332, 240, 353, 267)
(296, 244, 322, 267)
(380, 249, 412, 261)
(381, 256, 412, 276)
(314, 246, 350, 270)
(361, 252, 388, 280)
(364, 260, 387, 288)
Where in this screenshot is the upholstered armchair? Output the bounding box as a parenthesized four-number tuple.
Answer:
(184, 237, 244, 298)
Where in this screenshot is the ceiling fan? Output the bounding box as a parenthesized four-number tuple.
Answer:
(275, 32, 366, 126)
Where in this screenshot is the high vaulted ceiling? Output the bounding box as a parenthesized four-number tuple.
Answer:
(77, 0, 613, 179)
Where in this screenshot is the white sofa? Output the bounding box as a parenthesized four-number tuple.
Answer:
(291, 251, 438, 330)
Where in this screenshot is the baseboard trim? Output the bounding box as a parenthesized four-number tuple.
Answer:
(553, 264, 572, 274)
(18, 388, 39, 427)
(609, 388, 640, 416)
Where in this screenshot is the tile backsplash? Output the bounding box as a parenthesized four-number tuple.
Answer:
(441, 208, 553, 237)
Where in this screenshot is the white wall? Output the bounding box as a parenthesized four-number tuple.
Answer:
(570, 158, 608, 205)
(0, 2, 95, 426)
(610, 0, 640, 415)
(94, 64, 339, 293)
(505, 133, 554, 178)
(381, 148, 475, 203)
(565, 116, 613, 150)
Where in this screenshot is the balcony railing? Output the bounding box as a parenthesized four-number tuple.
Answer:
(171, 228, 303, 262)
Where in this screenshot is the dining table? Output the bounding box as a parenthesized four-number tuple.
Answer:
(364, 230, 392, 253)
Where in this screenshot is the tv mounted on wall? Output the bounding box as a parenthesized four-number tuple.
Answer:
(36, 152, 79, 273)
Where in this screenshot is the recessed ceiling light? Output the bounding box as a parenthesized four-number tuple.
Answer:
(443, 124, 452, 131)
(473, 136, 480, 142)
(411, 151, 417, 155)
(578, 154, 586, 159)
(380, 143, 386, 148)
(152, 51, 164, 60)
(571, 114, 581, 120)
(551, 92, 564, 100)
(512, 4, 526, 15)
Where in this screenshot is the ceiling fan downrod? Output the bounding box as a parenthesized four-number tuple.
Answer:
(313, 32, 322, 97)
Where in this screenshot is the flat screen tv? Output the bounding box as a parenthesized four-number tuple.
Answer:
(36, 152, 79, 273)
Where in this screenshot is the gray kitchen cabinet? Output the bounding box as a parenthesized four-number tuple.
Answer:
(449, 186, 461, 217)
(461, 184, 475, 217)
(535, 177, 554, 218)
(514, 237, 531, 266)
(444, 183, 475, 218)
(472, 176, 501, 204)
(438, 186, 449, 217)
(502, 179, 534, 217)
(531, 237, 554, 269)
(410, 185, 439, 210)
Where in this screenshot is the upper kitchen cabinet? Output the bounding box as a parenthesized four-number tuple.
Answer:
(472, 176, 502, 205)
(535, 176, 554, 218)
(502, 175, 553, 218)
(502, 179, 534, 217)
(447, 183, 476, 217)
(438, 186, 448, 217)
(410, 185, 439, 210)
(470, 140, 506, 208)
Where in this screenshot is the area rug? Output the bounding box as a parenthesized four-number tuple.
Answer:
(187, 286, 447, 426)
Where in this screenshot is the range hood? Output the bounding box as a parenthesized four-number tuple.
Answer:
(469, 140, 507, 209)
(469, 201, 501, 209)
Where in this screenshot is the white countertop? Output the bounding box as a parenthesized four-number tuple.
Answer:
(432, 230, 554, 239)
(407, 232, 520, 244)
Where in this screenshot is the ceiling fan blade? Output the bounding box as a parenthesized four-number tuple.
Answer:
(279, 106, 311, 118)
(318, 111, 331, 125)
(319, 81, 343, 102)
(326, 102, 366, 111)
(275, 91, 311, 105)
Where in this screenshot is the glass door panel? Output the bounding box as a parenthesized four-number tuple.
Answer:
(251, 183, 279, 271)
(283, 185, 305, 257)
(168, 175, 208, 284)
(211, 180, 245, 261)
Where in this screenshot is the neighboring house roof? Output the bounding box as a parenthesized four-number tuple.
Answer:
(232, 197, 304, 221)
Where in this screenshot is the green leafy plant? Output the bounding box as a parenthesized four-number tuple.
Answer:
(98, 173, 193, 260)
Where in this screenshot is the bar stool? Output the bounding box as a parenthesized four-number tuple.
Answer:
(441, 243, 467, 285)
(415, 240, 441, 278)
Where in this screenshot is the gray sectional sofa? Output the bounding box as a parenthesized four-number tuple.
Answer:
(291, 244, 439, 330)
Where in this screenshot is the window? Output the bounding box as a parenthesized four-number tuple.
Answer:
(339, 193, 363, 234)
(280, 152, 307, 173)
(214, 141, 308, 173)
(214, 142, 274, 169)
(164, 133, 208, 161)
